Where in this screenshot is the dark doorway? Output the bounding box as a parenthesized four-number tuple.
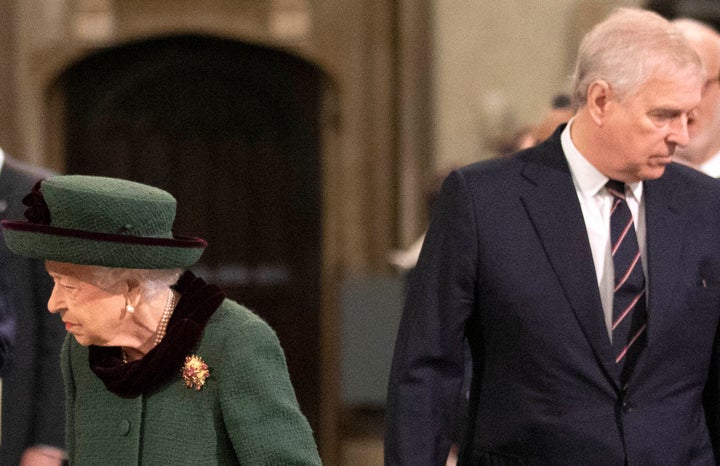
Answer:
(646, 0, 720, 29)
(56, 35, 326, 434)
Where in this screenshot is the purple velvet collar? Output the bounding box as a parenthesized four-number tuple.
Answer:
(89, 271, 225, 398)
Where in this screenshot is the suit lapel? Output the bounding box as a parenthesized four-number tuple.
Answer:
(519, 137, 620, 388)
(641, 175, 685, 355)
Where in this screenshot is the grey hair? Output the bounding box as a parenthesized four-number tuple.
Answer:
(87, 266, 182, 301)
(672, 17, 720, 38)
(571, 7, 703, 109)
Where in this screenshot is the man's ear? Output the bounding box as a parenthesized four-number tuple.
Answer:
(586, 80, 612, 126)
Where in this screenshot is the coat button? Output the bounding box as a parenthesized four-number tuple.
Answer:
(622, 402, 633, 414)
(118, 420, 131, 436)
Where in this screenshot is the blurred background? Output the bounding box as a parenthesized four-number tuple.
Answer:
(0, 0, 717, 464)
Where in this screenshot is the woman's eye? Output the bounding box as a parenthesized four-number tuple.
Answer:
(55, 280, 76, 291)
(51, 275, 79, 291)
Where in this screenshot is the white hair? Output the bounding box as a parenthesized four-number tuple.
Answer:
(672, 17, 720, 43)
(88, 266, 182, 301)
(571, 7, 703, 108)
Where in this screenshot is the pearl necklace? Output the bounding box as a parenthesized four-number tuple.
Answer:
(121, 289, 176, 364)
(154, 289, 176, 346)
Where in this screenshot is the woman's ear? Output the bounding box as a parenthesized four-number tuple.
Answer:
(123, 279, 141, 313)
(586, 80, 612, 126)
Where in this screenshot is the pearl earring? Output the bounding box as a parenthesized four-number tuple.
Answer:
(125, 301, 135, 313)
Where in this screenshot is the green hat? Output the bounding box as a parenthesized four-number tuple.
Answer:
(1, 175, 206, 269)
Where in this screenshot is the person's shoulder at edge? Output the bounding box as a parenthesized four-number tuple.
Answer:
(654, 161, 720, 196)
(449, 133, 559, 195)
(200, 298, 293, 370)
(204, 298, 273, 338)
(3, 154, 56, 181)
(199, 297, 323, 465)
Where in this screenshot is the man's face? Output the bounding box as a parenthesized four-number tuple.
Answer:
(679, 36, 720, 165)
(601, 71, 702, 182)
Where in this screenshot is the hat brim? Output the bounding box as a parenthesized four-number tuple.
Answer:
(1, 220, 206, 269)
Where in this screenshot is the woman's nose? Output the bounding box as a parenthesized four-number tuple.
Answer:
(47, 284, 64, 314)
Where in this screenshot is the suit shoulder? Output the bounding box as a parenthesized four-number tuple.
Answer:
(456, 154, 522, 176)
(447, 150, 540, 202)
(452, 154, 524, 188)
(658, 163, 720, 196)
(1, 157, 57, 219)
(3, 156, 56, 185)
(454, 132, 560, 182)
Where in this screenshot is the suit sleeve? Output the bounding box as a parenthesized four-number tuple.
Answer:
(28, 258, 66, 450)
(385, 169, 479, 465)
(702, 324, 720, 466)
(219, 310, 322, 465)
(0, 288, 9, 368)
(60, 335, 76, 463)
(701, 190, 720, 461)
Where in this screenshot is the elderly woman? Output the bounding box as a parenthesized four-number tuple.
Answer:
(1, 175, 321, 465)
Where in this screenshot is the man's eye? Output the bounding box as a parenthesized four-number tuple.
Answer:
(650, 111, 680, 120)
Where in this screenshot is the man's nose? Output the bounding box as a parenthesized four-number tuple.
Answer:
(669, 114, 691, 147)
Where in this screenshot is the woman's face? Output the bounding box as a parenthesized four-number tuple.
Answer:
(45, 261, 127, 346)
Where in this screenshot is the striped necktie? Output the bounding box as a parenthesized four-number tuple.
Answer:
(606, 179, 647, 381)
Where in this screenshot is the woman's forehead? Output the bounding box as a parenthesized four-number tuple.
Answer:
(45, 260, 96, 279)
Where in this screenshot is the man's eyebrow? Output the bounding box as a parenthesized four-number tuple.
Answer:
(649, 108, 683, 116)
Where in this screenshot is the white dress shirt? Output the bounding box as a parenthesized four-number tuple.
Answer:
(560, 121, 647, 339)
(699, 150, 720, 178)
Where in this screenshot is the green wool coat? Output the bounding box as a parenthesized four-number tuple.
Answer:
(61, 298, 322, 465)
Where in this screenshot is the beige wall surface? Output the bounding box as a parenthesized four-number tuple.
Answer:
(0, 1, 18, 155)
(432, 0, 643, 170)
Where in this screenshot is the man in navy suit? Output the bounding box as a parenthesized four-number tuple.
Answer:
(385, 8, 720, 465)
(0, 152, 65, 465)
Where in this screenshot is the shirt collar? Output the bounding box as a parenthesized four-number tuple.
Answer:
(560, 119, 643, 202)
(699, 150, 720, 178)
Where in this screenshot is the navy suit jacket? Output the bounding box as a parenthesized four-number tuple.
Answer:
(385, 127, 720, 465)
(0, 157, 65, 465)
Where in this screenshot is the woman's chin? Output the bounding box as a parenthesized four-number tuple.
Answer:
(71, 334, 93, 346)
